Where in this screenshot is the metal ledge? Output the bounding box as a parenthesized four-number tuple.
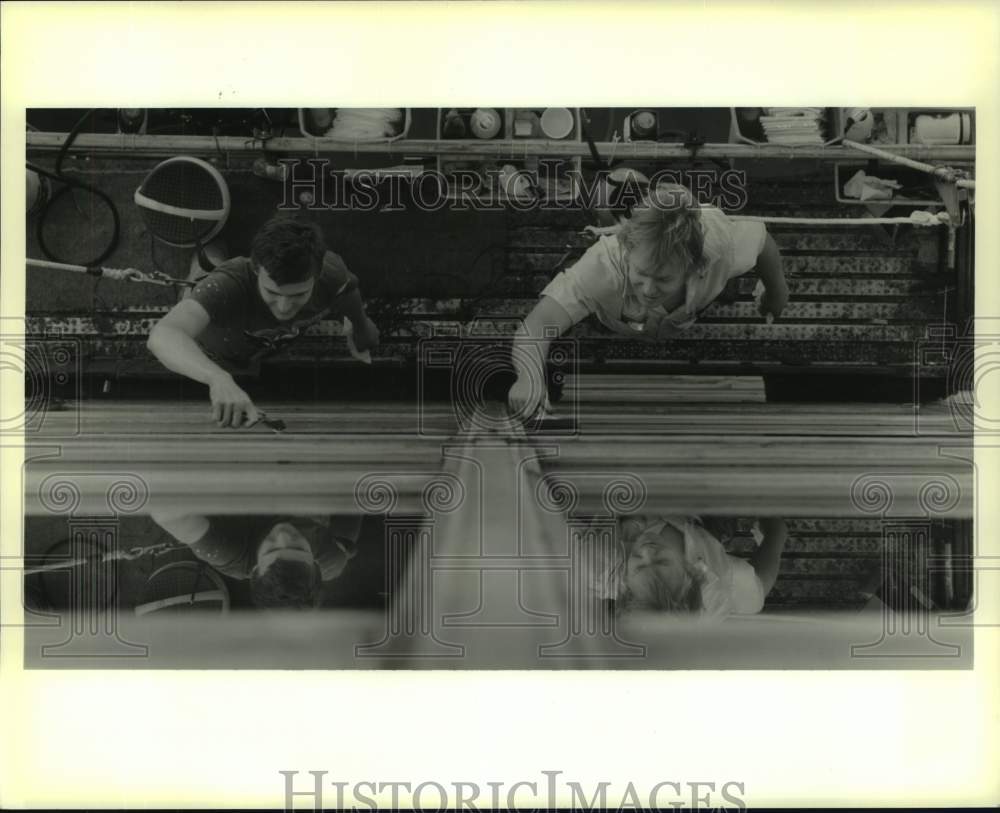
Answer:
(25, 131, 977, 163)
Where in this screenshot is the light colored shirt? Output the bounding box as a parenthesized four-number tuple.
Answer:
(541, 209, 767, 338)
(585, 515, 765, 617)
(630, 516, 765, 617)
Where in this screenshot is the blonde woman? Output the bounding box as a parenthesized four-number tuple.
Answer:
(587, 515, 788, 619)
(508, 184, 786, 418)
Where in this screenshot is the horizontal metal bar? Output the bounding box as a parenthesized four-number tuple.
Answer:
(25, 131, 978, 162)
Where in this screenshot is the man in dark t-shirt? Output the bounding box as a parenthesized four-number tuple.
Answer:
(149, 511, 363, 608)
(147, 217, 380, 427)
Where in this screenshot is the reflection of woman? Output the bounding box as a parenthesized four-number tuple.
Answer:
(150, 512, 362, 608)
(589, 516, 788, 618)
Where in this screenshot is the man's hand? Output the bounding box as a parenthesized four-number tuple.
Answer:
(149, 510, 210, 545)
(352, 316, 380, 353)
(208, 373, 260, 428)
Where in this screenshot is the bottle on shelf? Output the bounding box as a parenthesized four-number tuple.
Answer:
(442, 109, 467, 138)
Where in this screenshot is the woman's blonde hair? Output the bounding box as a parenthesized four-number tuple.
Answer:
(617, 183, 706, 277)
(614, 526, 705, 614)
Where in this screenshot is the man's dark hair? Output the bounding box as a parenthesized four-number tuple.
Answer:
(249, 559, 322, 609)
(250, 217, 326, 284)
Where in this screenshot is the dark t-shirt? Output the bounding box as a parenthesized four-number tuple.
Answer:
(189, 515, 359, 581)
(188, 251, 359, 367)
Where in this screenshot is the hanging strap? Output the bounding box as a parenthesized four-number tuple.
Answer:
(27, 257, 196, 288)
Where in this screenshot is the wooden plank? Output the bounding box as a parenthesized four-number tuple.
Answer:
(29, 400, 966, 438)
(561, 403, 963, 437)
(23, 610, 975, 669)
(30, 401, 459, 435)
(23, 462, 973, 518)
(34, 434, 965, 468)
(551, 437, 967, 466)
(31, 436, 450, 464)
(564, 374, 766, 404)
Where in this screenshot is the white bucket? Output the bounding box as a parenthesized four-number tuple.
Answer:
(26, 168, 49, 215)
(913, 112, 972, 145)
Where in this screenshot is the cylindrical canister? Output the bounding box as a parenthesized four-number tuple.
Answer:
(27, 168, 49, 215)
(913, 112, 972, 145)
(630, 110, 657, 139)
(470, 108, 502, 139)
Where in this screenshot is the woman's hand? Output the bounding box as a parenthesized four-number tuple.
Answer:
(507, 372, 549, 420)
(754, 233, 787, 323)
(208, 373, 259, 428)
(757, 517, 788, 540)
(757, 285, 788, 322)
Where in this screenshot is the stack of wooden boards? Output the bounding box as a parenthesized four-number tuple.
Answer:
(23, 396, 973, 611)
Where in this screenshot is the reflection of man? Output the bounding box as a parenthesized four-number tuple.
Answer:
(150, 511, 362, 608)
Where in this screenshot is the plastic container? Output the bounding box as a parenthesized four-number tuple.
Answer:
(623, 110, 658, 141)
(540, 107, 575, 140)
(470, 108, 503, 139)
(436, 108, 506, 141)
(909, 111, 974, 146)
(836, 107, 975, 146)
(436, 108, 582, 143)
(297, 108, 411, 142)
(623, 108, 732, 143)
(837, 108, 907, 145)
(435, 155, 581, 202)
(730, 107, 842, 147)
(508, 107, 581, 142)
(834, 163, 943, 208)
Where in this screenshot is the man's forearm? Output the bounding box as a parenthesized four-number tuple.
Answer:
(148, 325, 230, 386)
(339, 288, 370, 326)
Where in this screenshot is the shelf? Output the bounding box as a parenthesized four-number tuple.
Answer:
(25, 131, 977, 163)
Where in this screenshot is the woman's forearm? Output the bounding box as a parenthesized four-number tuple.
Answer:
(757, 234, 787, 301)
(512, 314, 556, 379)
(750, 517, 788, 595)
(513, 297, 575, 375)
